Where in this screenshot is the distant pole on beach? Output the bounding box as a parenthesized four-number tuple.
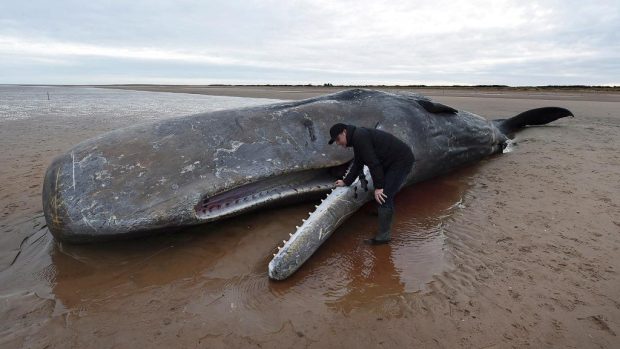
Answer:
(47, 92, 50, 100)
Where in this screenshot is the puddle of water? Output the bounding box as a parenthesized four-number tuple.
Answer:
(3, 165, 477, 322)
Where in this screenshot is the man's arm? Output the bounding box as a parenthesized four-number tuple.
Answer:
(355, 134, 385, 189)
(342, 154, 363, 186)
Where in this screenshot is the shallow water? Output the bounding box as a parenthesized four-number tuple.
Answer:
(2, 166, 475, 337)
(0, 85, 280, 122)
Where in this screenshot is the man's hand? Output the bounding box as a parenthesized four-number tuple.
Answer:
(374, 188, 387, 204)
(334, 179, 345, 187)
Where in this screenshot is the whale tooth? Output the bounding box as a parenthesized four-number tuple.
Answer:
(315, 205, 319, 208)
(302, 219, 306, 222)
(295, 226, 300, 229)
(277, 246, 282, 250)
(283, 240, 287, 244)
(273, 253, 276, 257)
(289, 233, 293, 237)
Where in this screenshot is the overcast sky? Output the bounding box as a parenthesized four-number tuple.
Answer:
(1, 0, 618, 86)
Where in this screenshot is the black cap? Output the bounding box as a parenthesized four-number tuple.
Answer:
(328, 123, 347, 144)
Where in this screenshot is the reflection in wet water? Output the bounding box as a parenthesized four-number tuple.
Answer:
(0, 85, 282, 122)
(302, 167, 476, 313)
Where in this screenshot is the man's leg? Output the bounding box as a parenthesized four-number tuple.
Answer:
(372, 206, 393, 243)
(367, 160, 413, 244)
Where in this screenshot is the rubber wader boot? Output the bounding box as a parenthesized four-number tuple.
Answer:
(364, 207, 393, 245)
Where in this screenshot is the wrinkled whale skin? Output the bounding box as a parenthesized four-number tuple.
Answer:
(43, 89, 566, 248)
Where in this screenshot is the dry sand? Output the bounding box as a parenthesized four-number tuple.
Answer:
(1, 86, 619, 348)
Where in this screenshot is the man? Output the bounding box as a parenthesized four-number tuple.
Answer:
(328, 123, 415, 244)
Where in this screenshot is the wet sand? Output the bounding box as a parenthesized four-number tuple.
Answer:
(1, 86, 619, 348)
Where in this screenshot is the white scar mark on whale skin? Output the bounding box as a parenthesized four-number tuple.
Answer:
(71, 152, 76, 191)
(181, 161, 200, 174)
(318, 228, 326, 241)
(216, 141, 244, 155)
(80, 212, 97, 231)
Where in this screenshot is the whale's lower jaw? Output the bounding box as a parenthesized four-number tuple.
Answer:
(194, 168, 339, 223)
(269, 167, 374, 280)
(45, 163, 351, 243)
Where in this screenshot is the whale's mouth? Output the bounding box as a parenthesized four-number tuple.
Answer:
(195, 163, 351, 221)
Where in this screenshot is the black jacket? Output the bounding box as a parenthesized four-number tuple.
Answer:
(343, 125, 414, 189)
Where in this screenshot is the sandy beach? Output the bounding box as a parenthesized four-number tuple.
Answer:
(1, 85, 619, 348)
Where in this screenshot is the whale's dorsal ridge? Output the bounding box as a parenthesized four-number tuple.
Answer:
(416, 99, 458, 115)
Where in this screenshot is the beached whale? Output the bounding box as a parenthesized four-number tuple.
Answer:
(42, 89, 572, 279)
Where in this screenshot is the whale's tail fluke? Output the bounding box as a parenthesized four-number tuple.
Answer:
(494, 107, 573, 134)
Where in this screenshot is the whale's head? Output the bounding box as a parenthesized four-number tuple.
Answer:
(43, 89, 418, 242)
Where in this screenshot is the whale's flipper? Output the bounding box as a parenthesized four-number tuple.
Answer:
(417, 100, 458, 114)
(494, 107, 573, 134)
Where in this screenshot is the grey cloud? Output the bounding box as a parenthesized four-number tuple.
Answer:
(0, 0, 618, 85)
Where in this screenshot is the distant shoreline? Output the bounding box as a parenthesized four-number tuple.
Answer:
(5, 83, 619, 101)
(95, 84, 619, 90)
(94, 84, 620, 102)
